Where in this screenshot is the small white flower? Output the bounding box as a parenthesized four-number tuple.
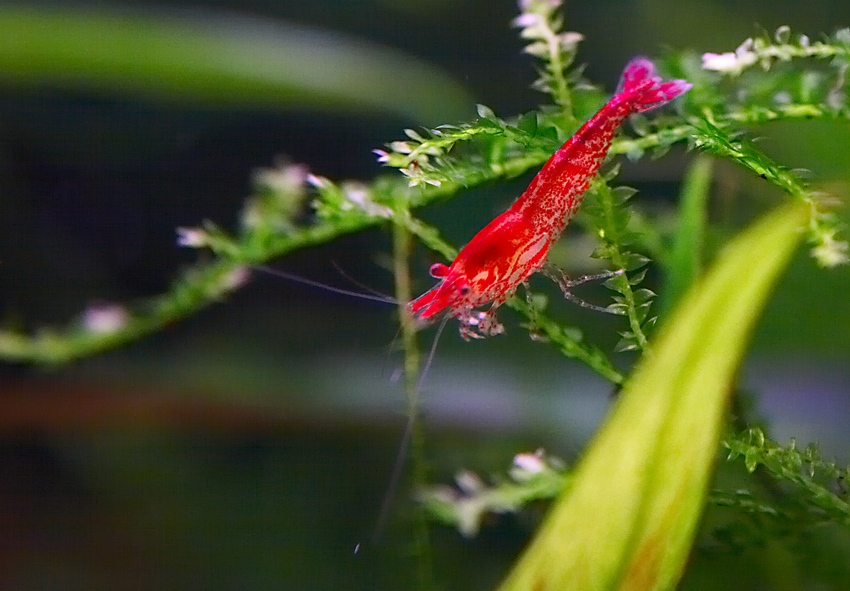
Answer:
(455, 470, 485, 495)
(306, 173, 330, 189)
(82, 303, 128, 334)
(176, 227, 207, 248)
(702, 52, 739, 72)
(372, 149, 390, 163)
(221, 266, 251, 291)
(513, 449, 546, 475)
(773, 91, 792, 105)
(813, 232, 850, 268)
(512, 13, 540, 28)
(253, 162, 307, 194)
(704, 37, 761, 74)
(390, 141, 412, 154)
(342, 182, 392, 218)
(557, 31, 583, 50)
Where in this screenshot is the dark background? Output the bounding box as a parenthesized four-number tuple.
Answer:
(1, 1, 849, 589)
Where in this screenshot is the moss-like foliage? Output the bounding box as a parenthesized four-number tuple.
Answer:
(0, 2, 848, 590)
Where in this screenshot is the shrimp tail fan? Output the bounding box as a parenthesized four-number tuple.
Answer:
(617, 57, 692, 113)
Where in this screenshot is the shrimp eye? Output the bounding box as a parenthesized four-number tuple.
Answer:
(460, 285, 471, 296)
(429, 263, 449, 278)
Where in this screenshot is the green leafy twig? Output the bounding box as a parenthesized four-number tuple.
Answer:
(420, 450, 570, 537)
(513, 0, 583, 121)
(0, 164, 399, 365)
(580, 176, 655, 352)
(0, 258, 249, 364)
(374, 107, 560, 189)
(725, 427, 850, 528)
(691, 116, 848, 267)
(421, 426, 850, 541)
(702, 27, 850, 77)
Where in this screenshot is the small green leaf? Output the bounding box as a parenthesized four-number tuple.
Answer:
(498, 202, 807, 591)
(539, 126, 560, 142)
(517, 111, 539, 137)
(744, 449, 761, 473)
(477, 104, 497, 119)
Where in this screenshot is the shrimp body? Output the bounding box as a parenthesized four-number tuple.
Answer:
(410, 58, 691, 338)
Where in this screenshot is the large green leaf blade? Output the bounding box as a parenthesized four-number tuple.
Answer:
(660, 154, 713, 315)
(498, 201, 808, 591)
(0, 6, 472, 124)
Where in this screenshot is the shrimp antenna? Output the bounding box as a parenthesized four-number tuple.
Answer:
(330, 260, 397, 302)
(251, 264, 397, 305)
(371, 313, 450, 545)
(418, 312, 449, 390)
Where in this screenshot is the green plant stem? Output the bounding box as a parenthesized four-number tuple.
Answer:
(543, 30, 573, 121)
(391, 205, 434, 591)
(0, 257, 245, 364)
(592, 179, 650, 351)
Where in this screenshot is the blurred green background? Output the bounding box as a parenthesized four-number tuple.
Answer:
(0, 1, 848, 589)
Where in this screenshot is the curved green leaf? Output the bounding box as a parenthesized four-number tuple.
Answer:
(0, 6, 473, 124)
(498, 201, 808, 591)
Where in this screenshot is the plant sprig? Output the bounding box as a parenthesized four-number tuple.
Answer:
(690, 115, 848, 267)
(702, 26, 850, 77)
(580, 175, 655, 352)
(513, 0, 584, 122)
(421, 428, 850, 539)
(725, 427, 850, 527)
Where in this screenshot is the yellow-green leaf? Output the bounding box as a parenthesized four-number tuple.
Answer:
(498, 201, 807, 591)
